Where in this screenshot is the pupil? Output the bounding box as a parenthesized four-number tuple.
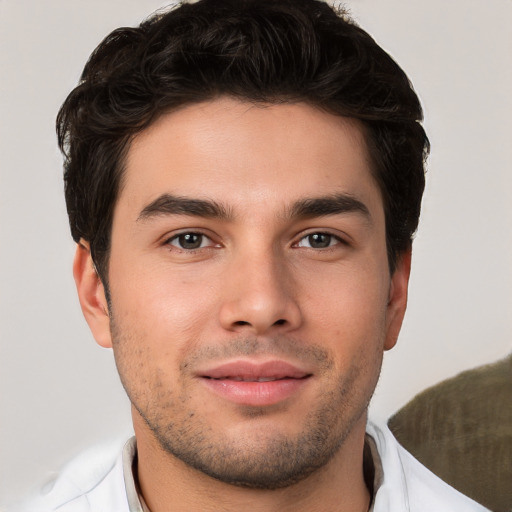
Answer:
(179, 233, 202, 249)
(309, 233, 330, 248)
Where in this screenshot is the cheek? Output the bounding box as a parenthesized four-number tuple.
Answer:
(108, 258, 222, 353)
(300, 264, 389, 357)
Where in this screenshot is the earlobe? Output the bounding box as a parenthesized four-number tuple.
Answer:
(73, 240, 113, 348)
(384, 249, 411, 351)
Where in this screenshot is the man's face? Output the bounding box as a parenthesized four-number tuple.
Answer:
(78, 98, 409, 488)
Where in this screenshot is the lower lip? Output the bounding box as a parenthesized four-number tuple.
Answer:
(200, 377, 309, 406)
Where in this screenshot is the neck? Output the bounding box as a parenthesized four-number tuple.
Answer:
(133, 414, 371, 512)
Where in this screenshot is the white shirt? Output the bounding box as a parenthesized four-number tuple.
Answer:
(22, 421, 490, 512)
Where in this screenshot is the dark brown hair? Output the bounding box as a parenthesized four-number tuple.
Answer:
(57, 0, 429, 281)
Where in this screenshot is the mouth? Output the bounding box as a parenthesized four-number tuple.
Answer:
(206, 376, 303, 382)
(197, 360, 312, 407)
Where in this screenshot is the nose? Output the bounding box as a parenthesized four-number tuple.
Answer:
(218, 249, 303, 335)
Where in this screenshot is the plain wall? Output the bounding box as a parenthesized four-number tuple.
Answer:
(1, 0, 511, 507)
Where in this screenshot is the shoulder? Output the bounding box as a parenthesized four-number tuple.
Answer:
(20, 437, 133, 512)
(367, 421, 490, 512)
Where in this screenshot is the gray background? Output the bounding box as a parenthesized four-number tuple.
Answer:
(1, 0, 511, 507)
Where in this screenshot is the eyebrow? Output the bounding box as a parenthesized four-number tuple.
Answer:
(137, 194, 232, 221)
(137, 192, 371, 223)
(289, 194, 371, 222)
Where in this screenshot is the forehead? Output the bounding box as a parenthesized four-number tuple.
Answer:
(119, 98, 382, 219)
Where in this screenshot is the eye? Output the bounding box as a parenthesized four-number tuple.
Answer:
(296, 232, 342, 249)
(166, 232, 214, 250)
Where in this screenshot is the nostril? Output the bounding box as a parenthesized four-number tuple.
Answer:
(234, 320, 251, 326)
(274, 319, 286, 326)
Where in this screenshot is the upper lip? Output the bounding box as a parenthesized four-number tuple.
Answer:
(197, 360, 312, 381)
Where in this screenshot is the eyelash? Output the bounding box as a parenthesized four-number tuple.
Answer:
(293, 231, 347, 250)
(165, 231, 218, 251)
(164, 230, 347, 252)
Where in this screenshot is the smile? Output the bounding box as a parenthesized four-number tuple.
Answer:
(197, 360, 312, 407)
(207, 376, 297, 382)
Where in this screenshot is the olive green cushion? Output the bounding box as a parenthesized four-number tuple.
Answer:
(388, 354, 512, 512)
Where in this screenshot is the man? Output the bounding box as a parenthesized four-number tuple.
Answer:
(27, 0, 488, 510)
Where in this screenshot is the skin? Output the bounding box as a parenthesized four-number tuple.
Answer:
(74, 98, 410, 512)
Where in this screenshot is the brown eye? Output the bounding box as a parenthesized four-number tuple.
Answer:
(308, 233, 332, 248)
(297, 232, 339, 249)
(169, 233, 206, 250)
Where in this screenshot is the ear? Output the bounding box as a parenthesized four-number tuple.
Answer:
(73, 240, 113, 348)
(384, 249, 412, 351)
